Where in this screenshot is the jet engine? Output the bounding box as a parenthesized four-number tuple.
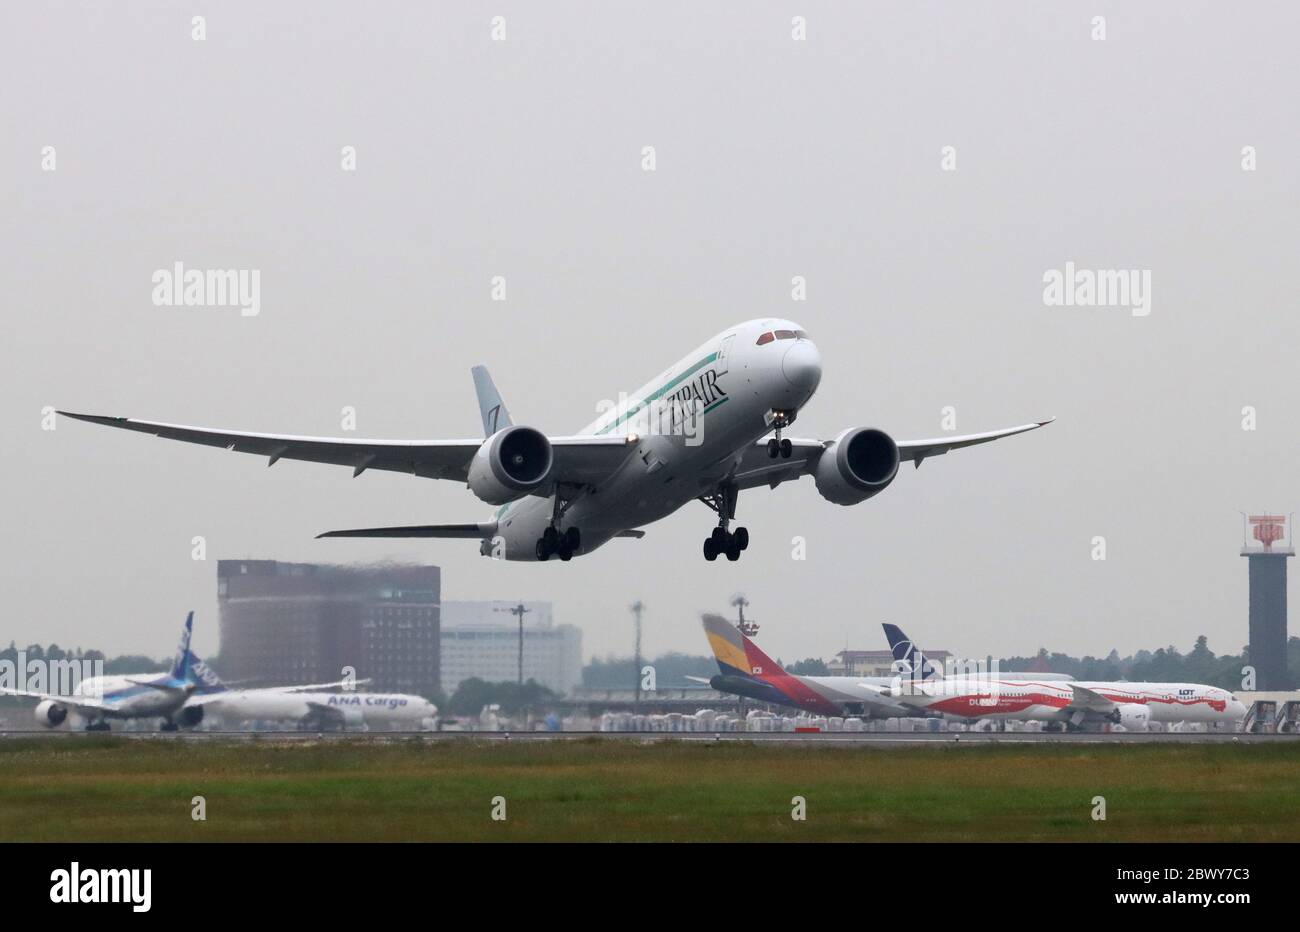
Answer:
(467, 426, 553, 505)
(176, 705, 205, 728)
(813, 428, 900, 505)
(1115, 703, 1151, 731)
(35, 699, 68, 728)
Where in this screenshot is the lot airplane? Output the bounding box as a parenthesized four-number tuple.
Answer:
(2, 612, 198, 731)
(882, 624, 1247, 731)
(696, 614, 1071, 720)
(60, 319, 1051, 562)
(180, 651, 437, 731)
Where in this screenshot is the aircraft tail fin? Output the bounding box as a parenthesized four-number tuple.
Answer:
(171, 611, 227, 693)
(184, 650, 228, 694)
(882, 623, 943, 682)
(702, 613, 786, 680)
(169, 612, 195, 680)
(471, 365, 513, 436)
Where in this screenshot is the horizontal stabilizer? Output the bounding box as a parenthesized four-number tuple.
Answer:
(317, 522, 496, 539)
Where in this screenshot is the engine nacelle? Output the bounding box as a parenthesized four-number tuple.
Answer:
(35, 699, 68, 728)
(814, 428, 900, 505)
(176, 705, 205, 728)
(467, 426, 554, 505)
(1115, 703, 1151, 731)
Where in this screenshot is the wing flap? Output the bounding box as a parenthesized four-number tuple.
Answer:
(725, 419, 1052, 489)
(0, 688, 111, 714)
(58, 411, 637, 487)
(1063, 683, 1117, 712)
(898, 419, 1055, 466)
(318, 523, 496, 539)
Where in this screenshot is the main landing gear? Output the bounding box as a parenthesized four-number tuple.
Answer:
(536, 526, 581, 562)
(699, 482, 749, 562)
(766, 409, 796, 459)
(536, 486, 582, 561)
(84, 720, 111, 732)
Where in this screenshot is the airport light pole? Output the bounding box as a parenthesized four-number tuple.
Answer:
(732, 594, 758, 637)
(630, 600, 644, 707)
(495, 603, 532, 685)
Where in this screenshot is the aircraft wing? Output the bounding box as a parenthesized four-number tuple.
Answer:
(1062, 683, 1117, 713)
(57, 412, 637, 486)
(727, 418, 1054, 491)
(270, 678, 372, 694)
(0, 688, 112, 715)
(124, 677, 191, 692)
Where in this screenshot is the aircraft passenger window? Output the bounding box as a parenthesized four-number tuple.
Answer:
(756, 332, 774, 345)
(774, 329, 796, 340)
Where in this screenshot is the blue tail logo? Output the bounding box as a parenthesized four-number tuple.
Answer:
(169, 611, 195, 680)
(882, 623, 942, 682)
(171, 611, 226, 693)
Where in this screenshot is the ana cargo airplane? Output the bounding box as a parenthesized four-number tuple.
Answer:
(180, 650, 438, 731)
(695, 614, 1073, 720)
(59, 319, 1051, 562)
(2, 612, 199, 731)
(881, 624, 1248, 731)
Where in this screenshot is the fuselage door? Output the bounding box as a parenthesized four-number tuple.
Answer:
(715, 333, 735, 375)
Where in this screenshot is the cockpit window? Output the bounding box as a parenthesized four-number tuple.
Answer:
(774, 329, 796, 340)
(756, 331, 774, 345)
(794, 329, 809, 339)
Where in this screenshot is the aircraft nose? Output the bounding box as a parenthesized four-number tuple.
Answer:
(782, 340, 822, 392)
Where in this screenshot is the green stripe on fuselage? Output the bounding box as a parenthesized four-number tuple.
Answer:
(596, 353, 719, 435)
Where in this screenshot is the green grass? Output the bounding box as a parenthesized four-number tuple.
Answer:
(1, 738, 1297, 841)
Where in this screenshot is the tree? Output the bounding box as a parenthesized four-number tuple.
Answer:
(445, 678, 559, 717)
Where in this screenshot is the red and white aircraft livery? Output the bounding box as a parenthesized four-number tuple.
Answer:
(882, 624, 1247, 731)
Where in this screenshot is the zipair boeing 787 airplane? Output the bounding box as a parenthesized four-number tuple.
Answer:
(60, 319, 1051, 562)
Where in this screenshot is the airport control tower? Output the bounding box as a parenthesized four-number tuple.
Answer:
(1241, 515, 1293, 690)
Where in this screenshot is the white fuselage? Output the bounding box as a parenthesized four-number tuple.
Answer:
(194, 690, 439, 730)
(896, 679, 1247, 728)
(68, 674, 189, 722)
(491, 319, 821, 559)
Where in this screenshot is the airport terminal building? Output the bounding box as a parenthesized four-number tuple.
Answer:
(217, 560, 441, 696)
(440, 600, 583, 694)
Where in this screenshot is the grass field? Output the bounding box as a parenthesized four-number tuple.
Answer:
(1, 737, 1298, 842)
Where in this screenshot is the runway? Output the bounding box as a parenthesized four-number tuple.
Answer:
(0, 729, 1288, 746)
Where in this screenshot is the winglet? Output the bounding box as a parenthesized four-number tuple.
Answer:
(471, 366, 513, 436)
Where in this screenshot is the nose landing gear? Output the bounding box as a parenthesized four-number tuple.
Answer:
(699, 482, 749, 561)
(766, 410, 795, 458)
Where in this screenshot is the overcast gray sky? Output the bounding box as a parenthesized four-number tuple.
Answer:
(4, 2, 1298, 665)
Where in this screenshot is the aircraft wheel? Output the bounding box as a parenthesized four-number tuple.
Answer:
(780, 438, 793, 458)
(563, 527, 581, 552)
(703, 538, 719, 561)
(542, 526, 559, 549)
(535, 539, 550, 561)
(558, 545, 573, 562)
(766, 438, 779, 458)
(710, 526, 727, 546)
(725, 543, 742, 562)
(733, 527, 749, 551)
(160, 721, 179, 733)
